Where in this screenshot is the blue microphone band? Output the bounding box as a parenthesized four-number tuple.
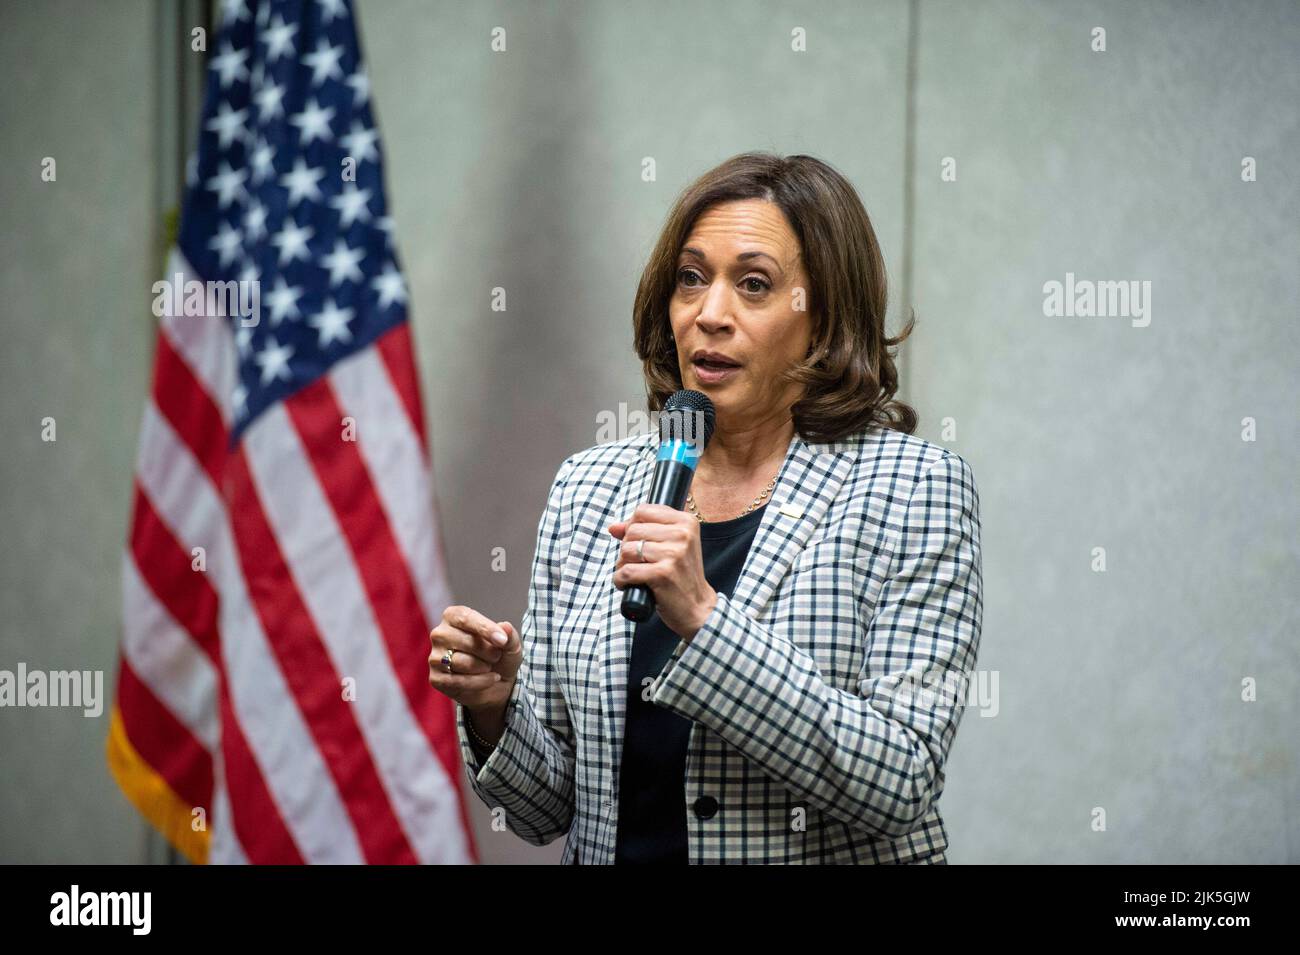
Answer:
(655, 439, 702, 470)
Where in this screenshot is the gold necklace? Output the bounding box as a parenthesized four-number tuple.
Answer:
(686, 473, 778, 523)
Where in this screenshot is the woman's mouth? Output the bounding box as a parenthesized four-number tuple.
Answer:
(692, 356, 742, 384)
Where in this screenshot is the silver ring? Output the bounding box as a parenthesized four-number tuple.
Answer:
(637, 539, 647, 562)
(441, 648, 456, 673)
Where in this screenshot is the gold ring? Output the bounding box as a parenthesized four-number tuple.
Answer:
(637, 539, 647, 562)
(441, 648, 456, 673)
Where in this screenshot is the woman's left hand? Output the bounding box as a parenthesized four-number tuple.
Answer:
(609, 503, 718, 642)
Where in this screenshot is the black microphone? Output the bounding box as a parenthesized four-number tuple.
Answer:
(621, 389, 716, 622)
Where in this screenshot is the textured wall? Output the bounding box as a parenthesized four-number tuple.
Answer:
(0, 0, 1294, 863)
(908, 0, 1298, 863)
(0, 0, 160, 862)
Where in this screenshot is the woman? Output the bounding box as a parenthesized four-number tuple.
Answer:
(428, 152, 983, 864)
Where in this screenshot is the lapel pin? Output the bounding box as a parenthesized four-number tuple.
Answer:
(777, 501, 803, 519)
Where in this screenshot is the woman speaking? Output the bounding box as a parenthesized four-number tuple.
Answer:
(428, 152, 983, 864)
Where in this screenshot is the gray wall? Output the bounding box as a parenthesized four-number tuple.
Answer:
(0, 0, 1294, 864)
(908, 0, 1298, 863)
(0, 0, 162, 863)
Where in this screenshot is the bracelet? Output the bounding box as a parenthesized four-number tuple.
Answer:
(465, 710, 498, 752)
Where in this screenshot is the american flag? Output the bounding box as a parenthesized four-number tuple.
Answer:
(107, 0, 476, 863)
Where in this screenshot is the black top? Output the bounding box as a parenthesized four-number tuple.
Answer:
(613, 502, 768, 864)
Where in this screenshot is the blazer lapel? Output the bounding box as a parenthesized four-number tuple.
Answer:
(597, 429, 854, 792)
(729, 433, 855, 617)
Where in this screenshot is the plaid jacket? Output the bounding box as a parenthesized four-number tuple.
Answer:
(456, 424, 983, 864)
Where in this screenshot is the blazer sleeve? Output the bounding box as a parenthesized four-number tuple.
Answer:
(455, 455, 578, 846)
(646, 451, 983, 839)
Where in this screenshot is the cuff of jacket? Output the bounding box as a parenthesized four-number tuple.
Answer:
(647, 590, 763, 719)
(456, 675, 543, 798)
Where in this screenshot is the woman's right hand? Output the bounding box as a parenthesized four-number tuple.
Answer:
(428, 606, 523, 724)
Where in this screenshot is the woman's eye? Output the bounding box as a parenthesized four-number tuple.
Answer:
(676, 268, 768, 294)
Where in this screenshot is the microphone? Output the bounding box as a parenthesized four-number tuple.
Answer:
(621, 389, 716, 622)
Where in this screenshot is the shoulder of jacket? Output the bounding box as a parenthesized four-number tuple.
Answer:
(558, 429, 656, 478)
(838, 426, 974, 497)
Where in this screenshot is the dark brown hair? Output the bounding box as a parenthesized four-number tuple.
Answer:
(632, 151, 917, 442)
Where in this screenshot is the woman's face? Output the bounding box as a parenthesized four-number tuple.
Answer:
(669, 199, 814, 431)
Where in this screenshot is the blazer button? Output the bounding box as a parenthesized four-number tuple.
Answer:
(692, 796, 719, 819)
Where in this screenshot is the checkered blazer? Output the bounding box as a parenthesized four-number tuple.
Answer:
(456, 424, 983, 864)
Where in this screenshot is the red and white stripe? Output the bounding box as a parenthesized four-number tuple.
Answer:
(117, 249, 476, 863)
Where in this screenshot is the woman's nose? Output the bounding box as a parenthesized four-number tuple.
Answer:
(694, 284, 734, 332)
